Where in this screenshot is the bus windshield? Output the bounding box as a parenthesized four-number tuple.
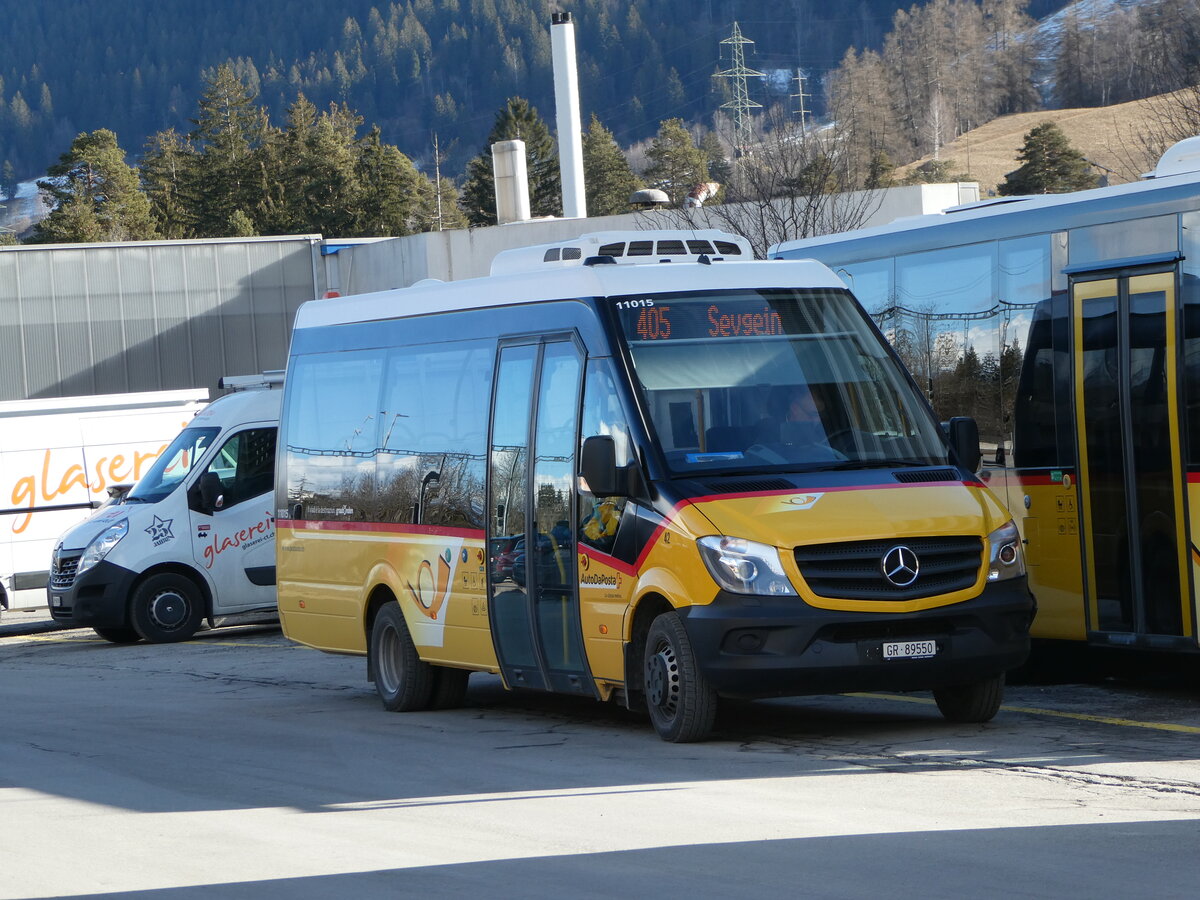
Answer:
(614, 288, 950, 475)
(126, 426, 220, 503)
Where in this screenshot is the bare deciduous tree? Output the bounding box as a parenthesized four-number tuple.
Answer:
(643, 107, 884, 258)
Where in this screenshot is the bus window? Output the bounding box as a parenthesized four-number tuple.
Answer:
(578, 359, 634, 555)
(283, 350, 384, 522)
(377, 341, 491, 528)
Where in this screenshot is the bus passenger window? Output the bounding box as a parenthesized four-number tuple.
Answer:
(579, 359, 633, 554)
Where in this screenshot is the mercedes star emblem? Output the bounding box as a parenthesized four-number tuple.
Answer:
(881, 545, 920, 587)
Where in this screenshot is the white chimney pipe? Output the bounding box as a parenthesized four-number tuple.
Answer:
(551, 11, 587, 219)
(492, 139, 531, 225)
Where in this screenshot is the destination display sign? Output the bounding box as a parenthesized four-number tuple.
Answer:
(614, 295, 803, 342)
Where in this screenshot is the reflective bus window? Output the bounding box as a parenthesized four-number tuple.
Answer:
(895, 242, 996, 312)
(999, 235, 1052, 306)
(377, 341, 491, 528)
(1069, 215, 1177, 268)
(578, 359, 633, 555)
(284, 350, 384, 521)
(835, 258, 892, 311)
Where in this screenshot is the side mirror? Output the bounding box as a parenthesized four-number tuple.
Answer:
(946, 416, 981, 473)
(198, 471, 225, 513)
(581, 435, 621, 497)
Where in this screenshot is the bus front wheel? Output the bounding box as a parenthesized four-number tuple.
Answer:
(933, 673, 1005, 723)
(370, 602, 434, 712)
(644, 611, 717, 742)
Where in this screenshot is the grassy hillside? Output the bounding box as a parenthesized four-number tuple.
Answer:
(899, 95, 1172, 195)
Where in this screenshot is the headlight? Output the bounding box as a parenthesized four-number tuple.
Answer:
(76, 519, 129, 577)
(986, 520, 1026, 582)
(697, 536, 797, 596)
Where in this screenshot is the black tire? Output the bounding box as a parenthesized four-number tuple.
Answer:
(129, 573, 205, 643)
(643, 611, 718, 742)
(370, 602, 433, 712)
(428, 666, 470, 710)
(934, 673, 1005, 723)
(93, 625, 142, 644)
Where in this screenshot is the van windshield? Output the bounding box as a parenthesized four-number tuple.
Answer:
(126, 427, 221, 503)
(613, 288, 950, 475)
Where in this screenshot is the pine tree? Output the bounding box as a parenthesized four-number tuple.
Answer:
(644, 118, 708, 206)
(1, 160, 17, 202)
(272, 96, 362, 236)
(140, 128, 198, 239)
(998, 122, 1099, 196)
(188, 63, 272, 237)
(582, 114, 641, 218)
(354, 125, 423, 235)
(30, 129, 158, 243)
(459, 97, 560, 226)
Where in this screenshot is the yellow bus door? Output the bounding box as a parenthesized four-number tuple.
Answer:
(486, 339, 596, 695)
(1072, 270, 1194, 644)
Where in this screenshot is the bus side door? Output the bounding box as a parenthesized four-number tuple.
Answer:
(486, 338, 594, 695)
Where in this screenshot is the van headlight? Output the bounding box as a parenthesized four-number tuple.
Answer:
(76, 519, 129, 577)
(697, 536, 797, 596)
(986, 520, 1026, 582)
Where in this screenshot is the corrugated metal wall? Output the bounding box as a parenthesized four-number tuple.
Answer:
(0, 236, 321, 400)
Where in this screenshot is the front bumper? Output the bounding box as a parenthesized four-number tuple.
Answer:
(47, 559, 139, 629)
(680, 578, 1035, 698)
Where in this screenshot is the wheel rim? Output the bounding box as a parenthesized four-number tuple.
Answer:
(377, 622, 401, 694)
(149, 589, 190, 631)
(646, 637, 680, 720)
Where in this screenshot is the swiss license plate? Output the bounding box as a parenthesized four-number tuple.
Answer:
(882, 639, 937, 660)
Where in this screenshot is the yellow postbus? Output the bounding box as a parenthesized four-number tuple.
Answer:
(276, 229, 1033, 742)
(773, 136, 1200, 657)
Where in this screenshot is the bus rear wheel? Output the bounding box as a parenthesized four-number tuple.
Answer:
(428, 666, 470, 710)
(933, 673, 1005, 723)
(370, 602, 433, 712)
(644, 611, 717, 742)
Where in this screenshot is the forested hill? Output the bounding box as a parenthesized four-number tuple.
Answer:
(0, 0, 1068, 181)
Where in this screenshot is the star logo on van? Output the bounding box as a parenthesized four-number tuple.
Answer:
(145, 515, 174, 545)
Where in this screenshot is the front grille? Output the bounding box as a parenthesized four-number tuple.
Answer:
(892, 468, 960, 483)
(704, 478, 793, 495)
(794, 535, 983, 601)
(50, 552, 82, 590)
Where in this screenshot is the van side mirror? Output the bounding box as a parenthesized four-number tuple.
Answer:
(581, 435, 626, 497)
(198, 471, 225, 513)
(946, 417, 981, 473)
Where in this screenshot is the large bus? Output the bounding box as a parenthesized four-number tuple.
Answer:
(773, 135, 1200, 656)
(275, 229, 1033, 742)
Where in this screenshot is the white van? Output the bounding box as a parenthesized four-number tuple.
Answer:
(47, 374, 282, 643)
(0, 388, 209, 617)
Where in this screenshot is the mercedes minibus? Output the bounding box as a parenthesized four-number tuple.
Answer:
(276, 229, 1033, 742)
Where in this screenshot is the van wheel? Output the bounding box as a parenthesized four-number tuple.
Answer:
(130, 573, 204, 643)
(934, 673, 1005, 723)
(428, 667, 470, 709)
(370, 602, 433, 711)
(94, 625, 141, 644)
(644, 611, 717, 742)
